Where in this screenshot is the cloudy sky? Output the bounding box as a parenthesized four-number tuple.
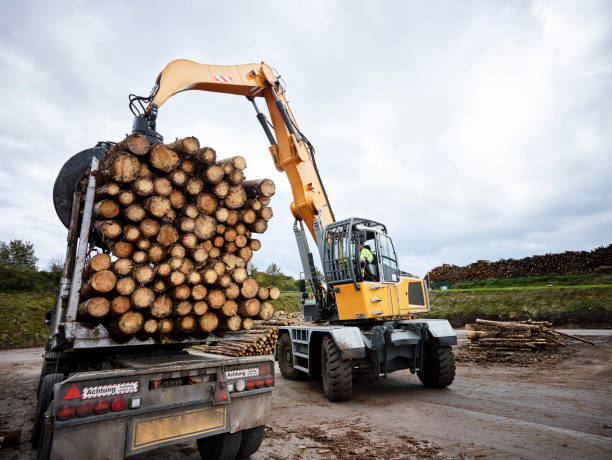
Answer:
(1, 0, 610, 277)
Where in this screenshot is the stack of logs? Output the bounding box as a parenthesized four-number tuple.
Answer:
(78, 132, 281, 339)
(466, 319, 595, 350)
(194, 321, 282, 357)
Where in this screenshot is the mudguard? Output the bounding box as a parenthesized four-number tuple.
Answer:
(399, 319, 457, 346)
(329, 327, 366, 359)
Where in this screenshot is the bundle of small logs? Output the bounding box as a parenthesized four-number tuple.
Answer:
(193, 322, 280, 357)
(466, 319, 595, 350)
(78, 132, 282, 339)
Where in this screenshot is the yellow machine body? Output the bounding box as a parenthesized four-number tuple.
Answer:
(334, 278, 429, 321)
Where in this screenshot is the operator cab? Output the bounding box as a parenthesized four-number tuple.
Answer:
(322, 218, 400, 286)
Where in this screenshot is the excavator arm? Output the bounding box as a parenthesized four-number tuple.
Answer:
(142, 59, 334, 238)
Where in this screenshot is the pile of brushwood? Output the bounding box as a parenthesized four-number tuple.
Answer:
(78, 133, 281, 341)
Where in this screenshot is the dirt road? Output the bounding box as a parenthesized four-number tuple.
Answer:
(1, 335, 611, 459)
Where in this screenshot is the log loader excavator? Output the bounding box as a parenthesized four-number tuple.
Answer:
(129, 59, 457, 401)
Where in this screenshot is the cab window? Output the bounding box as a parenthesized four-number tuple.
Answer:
(378, 234, 399, 282)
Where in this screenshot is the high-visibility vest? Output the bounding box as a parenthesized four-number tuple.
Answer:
(360, 247, 373, 263)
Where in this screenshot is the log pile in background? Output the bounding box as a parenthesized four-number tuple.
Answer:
(426, 245, 612, 284)
(193, 321, 281, 357)
(466, 319, 595, 350)
(79, 133, 282, 340)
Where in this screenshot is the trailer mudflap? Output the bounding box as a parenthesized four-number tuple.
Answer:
(126, 404, 227, 455)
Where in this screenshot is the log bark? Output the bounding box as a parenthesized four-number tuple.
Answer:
(115, 277, 136, 296)
(78, 297, 110, 320)
(150, 143, 179, 172)
(93, 200, 120, 219)
(94, 220, 122, 239)
(151, 295, 172, 318)
(199, 312, 218, 332)
(243, 179, 275, 198)
(124, 204, 146, 222)
(238, 298, 260, 317)
(131, 287, 155, 309)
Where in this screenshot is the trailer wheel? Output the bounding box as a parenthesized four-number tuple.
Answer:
(236, 425, 265, 458)
(36, 407, 53, 460)
(197, 431, 242, 460)
(277, 333, 306, 380)
(417, 344, 455, 389)
(32, 373, 63, 448)
(321, 335, 352, 402)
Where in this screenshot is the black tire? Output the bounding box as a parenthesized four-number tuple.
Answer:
(32, 373, 64, 448)
(417, 344, 455, 389)
(36, 406, 53, 460)
(320, 335, 352, 402)
(197, 431, 242, 460)
(277, 333, 306, 381)
(236, 425, 265, 459)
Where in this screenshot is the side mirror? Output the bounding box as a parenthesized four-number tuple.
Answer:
(298, 279, 306, 292)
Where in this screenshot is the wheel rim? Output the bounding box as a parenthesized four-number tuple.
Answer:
(283, 346, 293, 366)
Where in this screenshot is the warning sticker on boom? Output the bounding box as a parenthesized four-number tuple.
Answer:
(81, 382, 139, 399)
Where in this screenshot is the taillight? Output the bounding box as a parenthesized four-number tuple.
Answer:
(111, 397, 126, 411)
(255, 377, 265, 388)
(76, 401, 93, 417)
(245, 379, 255, 390)
(264, 375, 274, 386)
(93, 399, 110, 414)
(57, 404, 75, 421)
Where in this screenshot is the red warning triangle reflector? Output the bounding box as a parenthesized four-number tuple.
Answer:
(63, 384, 81, 400)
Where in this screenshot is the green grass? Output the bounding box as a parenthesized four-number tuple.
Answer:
(447, 271, 612, 290)
(271, 291, 301, 313)
(0, 291, 54, 348)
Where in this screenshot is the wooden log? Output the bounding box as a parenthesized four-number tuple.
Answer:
(179, 258, 194, 275)
(193, 300, 208, 315)
(169, 271, 186, 286)
(110, 296, 131, 315)
(259, 206, 273, 221)
(144, 196, 171, 218)
(180, 159, 195, 174)
(150, 143, 179, 172)
(116, 133, 150, 156)
(205, 165, 224, 184)
(95, 182, 121, 199)
(81, 270, 116, 297)
(208, 247, 221, 259)
(174, 300, 193, 316)
(225, 210, 239, 226)
(250, 239, 261, 251)
(155, 224, 179, 247)
(78, 297, 110, 320)
(137, 219, 158, 238)
(230, 267, 248, 284)
(191, 284, 208, 301)
(136, 238, 151, 251)
(178, 217, 195, 233)
(225, 282, 240, 300)
(188, 271, 202, 285)
(118, 190, 136, 206)
(199, 311, 219, 332)
(213, 235, 225, 248)
(170, 169, 188, 187)
(167, 136, 200, 155)
(224, 186, 246, 209)
(207, 289, 226, 309)
(214, 181, 230, 199)
(171, 285, 191, 301)
(217, 274, 232, 288)
(259, 196, 271, 206)
(85, 253, 111, 273)
(156, 262, 171, 277)
(544, 328, 596, 345)
(196, 146, 216, 164)
(133, 265, 154, 284)
(153, 177, 172, 196)
(93, 200, 120, 219)
(243, 179, 275, 198)
(132, 177, 154, 197)
(238, 246, 253, 262)
(147, 244, 165, 263)
(257, 301, 275, 320)
(115, 277, 136, 296)
(216, 223, 226, 235)
(194, 215, 217, 240)
(222, 253, 246, 269)
(138, 163, 154, 178)
(151, 295, 173, 318)
(215, 207, 229, 223)
(94, 220, 122, 239)
(219, 156, 247, 171)
(120, 225, 139, 242)
(250, 219, 267, 234)
(239, 298, 261, 317)
(196, 193, 218, 215)
(123, 204, 146, 223)
(221, 300, 238, 317)
(131, 287, 155, 309)
(158, 318, 174, 334)
(132, 250, 148, 264)
(257, 287, 270, 300)
(182, 233, 198, 249)
(239, 209, 256, 224)
(220, 315, 242, 331)
(152, 279, 167, 293)
(177, 315, 197, 333)
(110, 311, 143, 335)
(186, 178, 204, 196)
(169, 189, 186, 209)
(242, 317, 254, 330)
(235, 234, 248, 248)
(101, 152, 141, 183)
(228, 169, 244, 185)
(268, 286, 281, 300)
(192, 247, 208, 264)
(143, 318, 158, 334)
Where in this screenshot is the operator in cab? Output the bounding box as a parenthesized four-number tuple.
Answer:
(360, 243, 374, 280)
